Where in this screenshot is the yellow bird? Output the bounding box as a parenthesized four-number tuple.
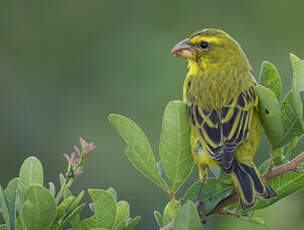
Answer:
(171, 29, 277, 215)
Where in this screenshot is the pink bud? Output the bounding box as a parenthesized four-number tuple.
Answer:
(80, 137, 87, 149)
(74, 146, 81, 155)
(75, 168, 84, 177)
(87, 143, 96, 153)
(64, 154, 70, 162)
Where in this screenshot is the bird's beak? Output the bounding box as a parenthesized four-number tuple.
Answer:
(171, 38, 195, 58)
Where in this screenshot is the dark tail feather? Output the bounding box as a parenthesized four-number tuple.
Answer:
(239, 162, 277, 199)
(232, 162, 277, 210)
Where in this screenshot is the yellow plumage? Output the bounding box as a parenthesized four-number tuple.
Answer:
(172, 28, 277, 209)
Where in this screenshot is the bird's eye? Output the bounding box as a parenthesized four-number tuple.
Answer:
(200, 41, 209, 49)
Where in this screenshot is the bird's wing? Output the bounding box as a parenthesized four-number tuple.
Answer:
(188, 86, 258, 173)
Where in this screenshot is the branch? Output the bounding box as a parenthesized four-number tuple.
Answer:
(210, 151, 304, 215)
(263, 152, 304, 181)
(160, 152, 304, 230)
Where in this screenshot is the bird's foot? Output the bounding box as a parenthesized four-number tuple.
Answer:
(195, 199, 207, 224)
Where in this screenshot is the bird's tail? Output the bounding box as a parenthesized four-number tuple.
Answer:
(231, 161, 277, 209)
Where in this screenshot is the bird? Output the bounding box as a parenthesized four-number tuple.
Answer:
(171, 28, 277, 218)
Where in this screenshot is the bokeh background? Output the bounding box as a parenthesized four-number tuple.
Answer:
(1, 0, 304, 229)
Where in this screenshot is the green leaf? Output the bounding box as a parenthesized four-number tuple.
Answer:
(290, 53, 304, 124)
(183, 179, 233, 214)
(15, 184, 25, 230)
(59, 173, 73, 199)
(4, 178, 19, 230)
(251, 163, 304, 211)
(70, 192, 85, 229)
(259, 61, 282, 100)
(19, 156, 44, 195)
(49, 182, 56, 197)
(154, 210, 163, 227)
(280, 91, 304, 147)
(256, 85, 284, 147)
(52, 203, 85, 230)
(125, 216, 141, 230)
(173, 201, 203, 230)
(258, 159, 271, 174)
(0, 225, 8, 230)
(159, 101, 194, 193)
(115, 216, 141, 230)
(157, 161, 169, 188)
(80, 189, 116, 230)
(115, 201, 130, 225)
(59, 173, 65, 186)
(240, 214, 265, 225)
(107, 187, 117, 201)
(301, 91, 304, 122)
(0, 186, 11, 228)
(163, 200, 180, 226)
(54, 196, 74, 222)
(89, 229, 108, 230)
(108, 114, 167, 191)
(22, 185, 56, 230)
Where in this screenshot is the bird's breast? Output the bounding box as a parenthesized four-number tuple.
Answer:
(184, 68, 252, 111)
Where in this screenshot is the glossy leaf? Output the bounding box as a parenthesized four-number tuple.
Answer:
(22, 185, 56, 230)
(159, 101, 194, 193)
(80, 189, 116, 230)
(259, 61, 282, 100)
(19, 156, 44, 195)
(183, 179, 233, 214)
(280, 91, 304, 147)
(256, 85, 284, 147)
(251, 164, 304, 211)
(108, 114, 167, 191)
(173, 201, 203, 230)
(290, 53, 304, 124)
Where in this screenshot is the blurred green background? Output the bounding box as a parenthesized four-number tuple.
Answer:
(1, 0, 304, 229)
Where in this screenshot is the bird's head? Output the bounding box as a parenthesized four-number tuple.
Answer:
(171, 28, 250, 72)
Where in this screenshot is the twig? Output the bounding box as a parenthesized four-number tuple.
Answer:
(263, 152, 304, 181)
(210, 151, 304, 215)
(160, 152, 304, 230)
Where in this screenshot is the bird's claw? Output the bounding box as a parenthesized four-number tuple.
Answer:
(195, 199, 207, 224)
